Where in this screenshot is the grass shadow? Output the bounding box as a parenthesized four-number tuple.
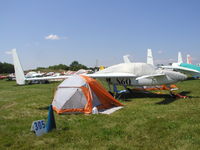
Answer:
(186, 77, 199, 81)
(156, 91, 192, 105)
(156, 97, 177, 105)
(116, 90, 194, 105)
(116, 90, 171, 101)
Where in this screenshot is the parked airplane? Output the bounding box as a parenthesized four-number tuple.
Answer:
(88, 52, 187, 92)
(11, 48, 188, 89)
(11, 49, 70, 85)
(162, 52, 200, 77)
(121, 49, 188, 94)
(25, 71, 44, 78)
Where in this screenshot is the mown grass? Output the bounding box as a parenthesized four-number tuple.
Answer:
(0, 79, 200, 150)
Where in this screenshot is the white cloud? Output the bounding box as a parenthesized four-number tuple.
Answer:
(45, 34, 68, 40)
(45, 34, 60, 40)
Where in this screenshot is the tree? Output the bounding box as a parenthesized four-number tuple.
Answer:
(48, 64, 69, 70)
(69, 61, 88, 71)
(0, 62, 14, 74)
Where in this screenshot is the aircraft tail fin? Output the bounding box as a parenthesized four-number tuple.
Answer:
(123, 55, 131, 63)
(11, 49, 26, 85)
(147, 49, 154, 66)
(178, 52, 183, 63)
(187, 54, 192, 64)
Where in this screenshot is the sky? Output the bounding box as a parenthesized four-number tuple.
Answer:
(0, 0, 200, 70)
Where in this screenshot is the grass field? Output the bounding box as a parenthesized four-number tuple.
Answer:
(0, 79, 200, 150)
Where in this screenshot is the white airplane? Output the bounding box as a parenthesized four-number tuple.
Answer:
(25, 71, 44, 78)
(162, 52, 200, 77)
(11, 48, 187, 89)
(11, 49, 70, 85)
(88, 50, 187, 91)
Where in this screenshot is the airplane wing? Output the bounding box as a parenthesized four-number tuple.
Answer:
(87, 73, 136, 78)
(25, 75, 70, 81)
(136, 73, 165, 80)
(161, 66, 199, 76)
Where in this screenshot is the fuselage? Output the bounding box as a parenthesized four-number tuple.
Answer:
(96, 63, 156, 76)
(95, 63, 187, 86)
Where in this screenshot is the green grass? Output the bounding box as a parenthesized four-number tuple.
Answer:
(0, 79, 200, 150)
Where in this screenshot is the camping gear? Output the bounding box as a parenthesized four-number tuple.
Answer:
(52, 75, 123, 114)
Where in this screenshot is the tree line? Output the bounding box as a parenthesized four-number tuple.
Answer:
(0, 61, 97, 74)
(0, 62, 14, 74)
(48, 61, 88, 71)
(37, 61, 97, 72)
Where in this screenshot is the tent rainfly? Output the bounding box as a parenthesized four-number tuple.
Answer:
(52, 75, 123, 114)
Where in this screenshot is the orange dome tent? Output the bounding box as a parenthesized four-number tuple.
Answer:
(52, 75, 123, 114)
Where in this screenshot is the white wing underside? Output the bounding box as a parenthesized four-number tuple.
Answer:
(87, 73, 136, 78)
(87, 72, 166, 80)
(25, 75, 70, 81)
(162, 66, 199, 76)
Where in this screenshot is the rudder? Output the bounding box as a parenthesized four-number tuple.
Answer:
(12, 49, 26, 85)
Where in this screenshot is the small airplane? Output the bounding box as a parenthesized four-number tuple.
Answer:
(121, 49, 185, 95)
(88, 49, 187, 92)
(10, 49, 70, 85)
(10, 48, 188, 90)
(161, 52, 200, 77)
(25, 71, 44, 78)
